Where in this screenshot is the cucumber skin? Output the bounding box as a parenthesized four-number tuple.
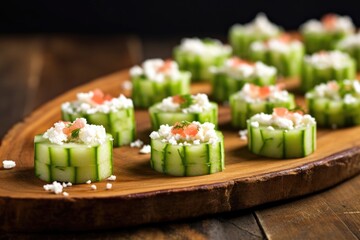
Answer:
(301, 59, 356, 92)
(229, 27, 281, 58)
(211, 73, 276, 102)
(230, 94, 296, 129)
(306, 97, 360, 128)
(247, 122, 316, 159)
(173, 48, 230, 82)
(131, 72, 191, 108)
(150, 131, 225, 176)
(303, 31, 349, 54)
(149, 102, 218, 130)
(249, 43, 304, 77)
(62, 108, 135, 147)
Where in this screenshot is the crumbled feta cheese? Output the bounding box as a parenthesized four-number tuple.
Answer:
(107, 175, 116, 181)
(67, 182, 72, 187)
(304, 51, 352, 69)
(129, 59, 182, 82)
(238, 129, 248, 140)
(91, 184, 97, 190)
(230, 13, 281, 37)
(130, 139, 144, 148)
(178, 38, 231, 57)
(251, 121, 259, 127)
(43, 181, 63, 194)
(2, 160, 16, 169)
(78, 124, 107, 146)
(43, 121, 68, 145)
(63, 192, 69, 197)
(155, 93, 213, 113)
(139, 145, 151, 154)
(86, 180, 91, 184)
(232, 83, 291, 103)
(301, 15, 354, 34)
(122, 80, 133, 90)
(62, 182, 67, 188)
(106, 183, 112, 190)
(338, 33, 360, 49)
(251, 39, 303, 54)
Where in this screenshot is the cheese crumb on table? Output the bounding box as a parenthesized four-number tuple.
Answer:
(63, 192, 69, 197)
(238, 130, 248, 141)
(106, 183, 112, 190)
(91, 184, 97, 190)
(130, 139, 144, 148)
(67, 182, 72, 187)
(43, 181, 63, 194)
(107, 175, 116, 181)
(2, 160, 16, 169)
(86, 180, 91, 184)
(139, 145, 151, 154)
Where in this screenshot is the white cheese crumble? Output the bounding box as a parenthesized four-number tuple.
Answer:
(177, 38, 231, 57)
(139, 145, 151, 154)
(211, 58, 276, 79)
(230, 13, 281, 37)
(63, 192, 69, 197)
(91, 184, 97, 190)
(86, 180, 91, 184)
(130, 139, 144, 148)
(62, 91, 133, 115)
(43, 181, 63, 194)
(2, 160, 16, 169)
(232, 83, 291, 103)
(122, 80, 133, 90)
(129, 59, 182, 82)
(150, 122, 220, 146)
(156, 93, 213, 113)
(43, 118, 107, 146)
(250, 112, 316, 130)
(337, 33, 360, 49)
(67, 182, 72, 187)
(106, 183, 112, 190)
(238, 129, 248, 140)
(107, 175, 116, 181)
(301, 15, 354, 34)
(251, 38, 303, 54)
(304, 51, 352, 69)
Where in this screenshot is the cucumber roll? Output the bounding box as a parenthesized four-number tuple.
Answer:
(249, 34, 305, 77)
(229, 13, 282, 58)
(336, 33, 360, 70)
(61, 89, 135, 147)
(130, 59, 191, 108)
(230, 83, 296, 129)
(150, 121, 224, 176)
(210, 57, 277, 102)
(300, 14, 355, 54)
(34, 118, 113, 183)
(149, 93, 218, 130)
(306, 80, 360, 128)
(301, 50, 356, 92)
(247, 108, 316, 159)
(173, 38, 231, 82)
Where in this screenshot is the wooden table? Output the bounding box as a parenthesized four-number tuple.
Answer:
(1, 35, 360, 239)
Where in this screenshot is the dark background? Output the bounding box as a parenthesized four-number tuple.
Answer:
(1, 1, 360, 36)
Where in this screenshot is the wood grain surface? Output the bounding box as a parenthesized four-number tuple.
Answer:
(1, 67, 360, 233)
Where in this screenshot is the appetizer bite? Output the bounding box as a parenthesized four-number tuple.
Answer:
(61, 89, 135, 147)
(300, 13, 355, 54)
(336, 33, 360, 70)
(230, 83, 295, 129)
(247, 108, 316, 159)
(149, 93, 218, 130)
(130, 59, 191, 108)
(306, 80, 360, 128)
(34, 118, 113, 183)
(229, 13, 282, 58)
(301, 50, 356, 92)
(173, 38, 231, 81)
(150, 121, 224, 176)
(249, 34, 305, 77)
(210, 57, 277, 102)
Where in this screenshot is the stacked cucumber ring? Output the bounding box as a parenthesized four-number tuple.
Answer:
(336, 33, 360, 71)
(61, 89, 135, 147)
(130, 59, 191, 108)
(301, 50, 356, 92)
(149, 93, 218, 130)
(247, 108, 316, 159)
(300, 14, 355, 54)
(306, 80, 360, 128)
(249, 34, 305, 77)
(229, 13, 282, 58)
(150, 121, 224, 176)
(210, 57, 277, 102)
(230, 83, 296, 129)
(173, 38, 231, 81)
(34, 118, 113, 183)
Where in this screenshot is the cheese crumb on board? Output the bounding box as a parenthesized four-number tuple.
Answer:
(130, 139, 144, 148)
(2, 160, 16, 169)
(91, 184, 97, 190)
(139, 145, 151, 154)
(106, 183, 112, 190)
(63, 192, 69, 197)
(107, 175, 116, 181)
(86, 180, 91, 184)
(43, 181, 63, 194)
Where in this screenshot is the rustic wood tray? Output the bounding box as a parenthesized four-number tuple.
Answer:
(1, 70, 360, 232)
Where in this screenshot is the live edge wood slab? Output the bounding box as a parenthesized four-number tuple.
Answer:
(1, 70, 360, 232)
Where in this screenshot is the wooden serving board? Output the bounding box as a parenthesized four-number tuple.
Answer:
(1, 70, 360, 232)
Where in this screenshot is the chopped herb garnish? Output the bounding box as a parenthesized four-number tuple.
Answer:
(71, 128, 81, 138)
(173, 121, 191, 129)
(179, 94, 193, 109)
